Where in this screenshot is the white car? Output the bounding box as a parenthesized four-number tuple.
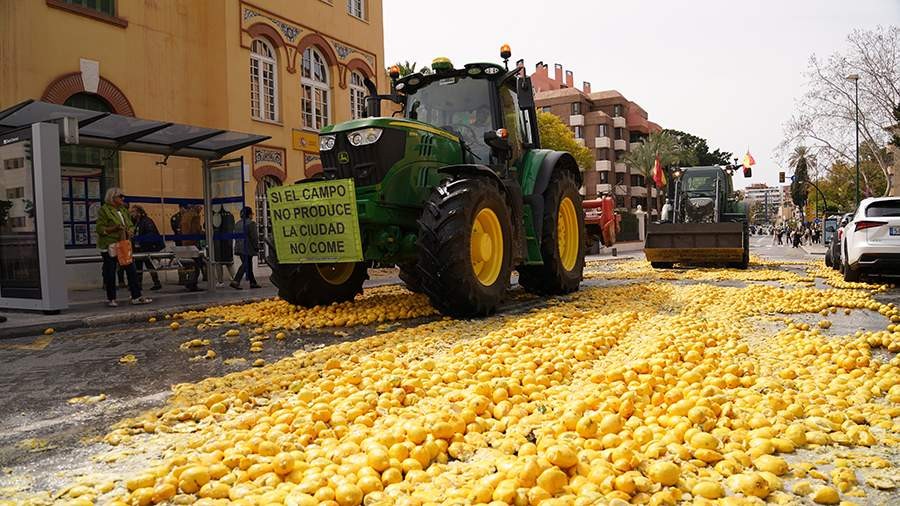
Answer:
(841, 197, 900, 281)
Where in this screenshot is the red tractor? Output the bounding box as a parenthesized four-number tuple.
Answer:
(583, 196, 620, 252)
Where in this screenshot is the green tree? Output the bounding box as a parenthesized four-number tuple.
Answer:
(624, 131, 696, 212)
(789, 146, 813, 217)
(0, 200, 11, 230)
(663, 129, 733, 166)
(536, 111, 593, 172)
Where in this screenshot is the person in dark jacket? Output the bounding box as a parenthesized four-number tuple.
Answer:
(230, 206, 260, 289)
(130, 205, 164, 290)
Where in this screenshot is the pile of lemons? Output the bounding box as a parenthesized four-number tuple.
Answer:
(16, 261, 900, 506)
(174, 286, 437, 330)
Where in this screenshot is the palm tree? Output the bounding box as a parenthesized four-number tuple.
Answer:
(788, 145, 815, 219)
(624, 131, 695, 213)
(389, 60, 431, 77)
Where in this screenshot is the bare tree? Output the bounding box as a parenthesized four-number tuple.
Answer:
(780, 25, 899, 196)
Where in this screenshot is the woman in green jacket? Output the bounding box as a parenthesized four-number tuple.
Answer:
(96, 188, 152, 307)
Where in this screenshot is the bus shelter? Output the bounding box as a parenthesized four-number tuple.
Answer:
(0, 100, 269, 312)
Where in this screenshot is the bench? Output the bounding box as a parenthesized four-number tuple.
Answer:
(65, 251, 185, 273)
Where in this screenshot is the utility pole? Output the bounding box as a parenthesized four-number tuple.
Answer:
(846, 73, 860, 205)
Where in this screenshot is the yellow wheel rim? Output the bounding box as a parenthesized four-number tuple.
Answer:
(316, 263, 355, 285)
(557, 196, 579, 271)
(470, 207, 504, 286)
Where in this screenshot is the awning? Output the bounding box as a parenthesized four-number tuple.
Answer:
(0, 100, 269, 160)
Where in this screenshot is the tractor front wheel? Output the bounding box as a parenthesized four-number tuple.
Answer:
(518, 170, 585, 295)
(416, 176, 512, 316)
(267, 242, 368, 307)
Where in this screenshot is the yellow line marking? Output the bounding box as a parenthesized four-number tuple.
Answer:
(0, 335, 54, 351)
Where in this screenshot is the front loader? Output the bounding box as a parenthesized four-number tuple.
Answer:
(644, 166, 750, 269)
(266, 47, 586, 317)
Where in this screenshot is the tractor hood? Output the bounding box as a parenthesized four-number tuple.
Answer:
(321, 117, 459, 143)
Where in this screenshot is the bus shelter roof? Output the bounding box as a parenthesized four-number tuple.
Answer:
(0, 100, 270, 160)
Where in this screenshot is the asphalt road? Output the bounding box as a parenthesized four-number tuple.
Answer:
(0, 239, 896, 498)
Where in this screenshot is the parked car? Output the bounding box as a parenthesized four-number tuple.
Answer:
(825, 212, 853, 269)
(841, 197, 900, 281)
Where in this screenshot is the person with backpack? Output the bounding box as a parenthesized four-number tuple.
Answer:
(230, 206, 260, 289)
(130, 205, 164, 290)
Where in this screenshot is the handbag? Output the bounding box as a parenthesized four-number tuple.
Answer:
(117, 239, 134, 266)
(116, 227, 134, 266)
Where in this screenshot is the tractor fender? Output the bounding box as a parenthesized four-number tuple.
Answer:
(438, 164, 504, 188)
(525, 151, 580, 243)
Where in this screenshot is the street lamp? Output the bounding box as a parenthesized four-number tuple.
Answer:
(846, 73, 860, 206)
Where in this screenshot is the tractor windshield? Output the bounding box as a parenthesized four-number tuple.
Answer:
(683, 169, 721, 196)
(405, 77, 493, 161)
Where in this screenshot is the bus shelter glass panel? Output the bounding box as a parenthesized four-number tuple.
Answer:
(0, 138, 41, 299)
(209, 158, 245, 274)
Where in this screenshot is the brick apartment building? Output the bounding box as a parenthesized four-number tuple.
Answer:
(530, 62, 663, 213)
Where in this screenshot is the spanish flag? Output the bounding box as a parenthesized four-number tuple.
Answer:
(742, 150, 756, 168)
(652, 154, 666, 188)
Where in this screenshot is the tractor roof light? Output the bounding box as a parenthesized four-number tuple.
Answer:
(500, 44, 512, 60)
(432, 57, 453, 73)
(389, 65, 400, 80)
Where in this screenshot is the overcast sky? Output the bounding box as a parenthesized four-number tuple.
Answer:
(384, 0, 899, 189)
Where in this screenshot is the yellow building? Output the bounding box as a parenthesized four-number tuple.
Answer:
(1, 0, 385, 256)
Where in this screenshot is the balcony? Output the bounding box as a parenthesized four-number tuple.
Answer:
(629, 141, 642, 151)
(596, 183, 612, 194)
(596, 160, 611, 171)
(569, 114, 584, 126)
(613, 116, 626, 128)
(631, 186, 647, 197)
(651, 187, 658, 197)
(615, 162, 627, 173)
(614, 139, 627, 151)
(594, 136, 611, 148)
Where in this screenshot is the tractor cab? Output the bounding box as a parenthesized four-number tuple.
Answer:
(363, 53, 541, 176)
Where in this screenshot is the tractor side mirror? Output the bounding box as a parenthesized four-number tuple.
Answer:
(743, 166, 752, 178)
(516, 77, 535, 108)
(484, 129, 510, 157)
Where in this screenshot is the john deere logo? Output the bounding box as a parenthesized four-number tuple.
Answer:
(337, 151, 350, 164)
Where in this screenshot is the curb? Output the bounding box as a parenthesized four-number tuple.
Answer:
(0, 297, 269, 341)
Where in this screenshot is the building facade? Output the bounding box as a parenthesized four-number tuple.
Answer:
(530, 63, 663, 213)
(1, 0, 385, 282)
(744, 183, 789, 224)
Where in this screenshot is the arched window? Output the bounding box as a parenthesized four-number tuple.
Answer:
(301, 47, 330, 130)
(250, 38, 278, 121)
(349, 71, 367, 120)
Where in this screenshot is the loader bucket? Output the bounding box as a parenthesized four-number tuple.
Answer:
(644, 222, 746, 264)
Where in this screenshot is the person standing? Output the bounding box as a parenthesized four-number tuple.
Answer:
(230, 206, 260, 289)
(180, 204, 206, 292)
(130, 205, 164, 290)
(96, 188, 152, 307)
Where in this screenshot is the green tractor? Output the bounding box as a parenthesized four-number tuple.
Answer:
(267, 47, 585, 316)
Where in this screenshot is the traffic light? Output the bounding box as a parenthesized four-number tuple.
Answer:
(778, 171, 785, 183)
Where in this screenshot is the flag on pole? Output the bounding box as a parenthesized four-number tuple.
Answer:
(652, 153, 666, 188)
(742, 150, 756, 168)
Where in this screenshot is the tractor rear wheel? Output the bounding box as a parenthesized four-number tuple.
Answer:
(416, 176, 512, 316)
(398, 263, 421, 293)
(266, 240, 368, 306)
(517, 170, 585, 295)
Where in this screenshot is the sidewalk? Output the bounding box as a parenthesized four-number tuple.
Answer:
(801, 244, 828, 255)
(588, 240, 644, 260)
(0, 265, 398, 340)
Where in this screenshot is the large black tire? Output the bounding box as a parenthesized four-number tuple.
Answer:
(398, 263, 421, 293)
(416, 177, 512, 317)
(266, 239, 368, 307)
(842, 242, 861, 282)
(824, 248, 833, 267)
(517, 170, 585, 295)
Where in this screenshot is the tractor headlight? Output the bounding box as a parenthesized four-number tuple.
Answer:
(348, 128, 383, 147)
(319, 135, 336, 151)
